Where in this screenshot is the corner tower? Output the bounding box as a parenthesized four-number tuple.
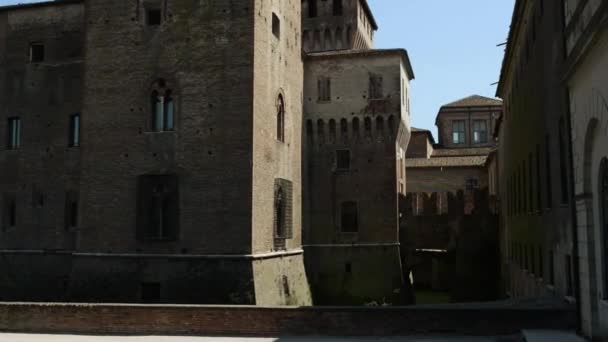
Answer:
(302, 0, 377, 52)
(74, 0, 311, 305)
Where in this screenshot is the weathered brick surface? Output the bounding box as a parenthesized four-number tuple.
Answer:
(0, 302, 576, 336)
(0, 0, 311, 306)
(302, 51, 412, 305)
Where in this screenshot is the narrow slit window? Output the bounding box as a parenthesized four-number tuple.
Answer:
(69, 114, 80, 147)
(7, 117, 21, 150)
(277, 95, 285, 142)
(272, 13, 280, 39)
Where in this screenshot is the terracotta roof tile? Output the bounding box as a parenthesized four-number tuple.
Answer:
(442, 95, 503, 108)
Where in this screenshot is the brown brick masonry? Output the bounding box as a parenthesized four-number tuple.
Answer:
(0, 302, 575, 336)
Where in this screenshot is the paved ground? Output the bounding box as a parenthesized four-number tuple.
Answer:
(0, 334, 506, 342)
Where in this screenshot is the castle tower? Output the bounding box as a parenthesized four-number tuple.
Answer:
(70, 0, 311, 305)
(300, 0, 416, 304)
(302, 0, 377, 52)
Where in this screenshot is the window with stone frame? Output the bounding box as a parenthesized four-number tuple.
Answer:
(472, 120, 488, 144)
(274, 179, 293, 246)
(452, 120, 466, 145)
(318, 77, 331, 102)
(601, 158, 608, 298)
(340, 201, 358, 233)
(136, 175, 179, 241)
(2, 194, 16, 231)
(150, 79, 175, 132)
(369, 74, 383, 100)
(7, 117, 21, 150)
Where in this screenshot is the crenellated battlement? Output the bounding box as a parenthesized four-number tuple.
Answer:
(305, 114, 398, 146)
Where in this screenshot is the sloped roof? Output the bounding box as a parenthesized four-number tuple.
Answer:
(411, 127, 436, 145)
(442, 95, 503, 108)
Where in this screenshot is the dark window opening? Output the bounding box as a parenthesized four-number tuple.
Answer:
(146, 9, 162, 26)
(369, 74, 384, 99)
(137, 175, 179, 241)
(69, 114, 80, 147)
(277, 95, 285, 142)
(141, 282, 161, 303)
(282, 276, 290, 297)
(466, 178, 479, 192)
(336, 150, 351, 170)
(345, 262, 352, 274)
(65, 191, 79, 230)
(341, 201, 358, 233)
(272, 13, 281, 39)
(333, 0, 343, 16)
(30, 43, 44, 63)
(308, 0, 317, 18)
(318, 78, 331, 101)
(7, 117, 21, 150)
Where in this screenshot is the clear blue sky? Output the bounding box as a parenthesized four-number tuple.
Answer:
(369, 0, 514, 135)
(1, 0, 515, 136)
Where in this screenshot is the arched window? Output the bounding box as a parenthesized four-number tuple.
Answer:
(601, 158, 608, 297)
(277, 95, 285, 142)
(151, 79, 175, 132)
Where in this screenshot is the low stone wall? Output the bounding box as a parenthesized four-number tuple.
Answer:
(0, 301, 576, 336)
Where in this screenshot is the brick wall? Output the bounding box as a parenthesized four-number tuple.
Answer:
(0, 302, 576, 336)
